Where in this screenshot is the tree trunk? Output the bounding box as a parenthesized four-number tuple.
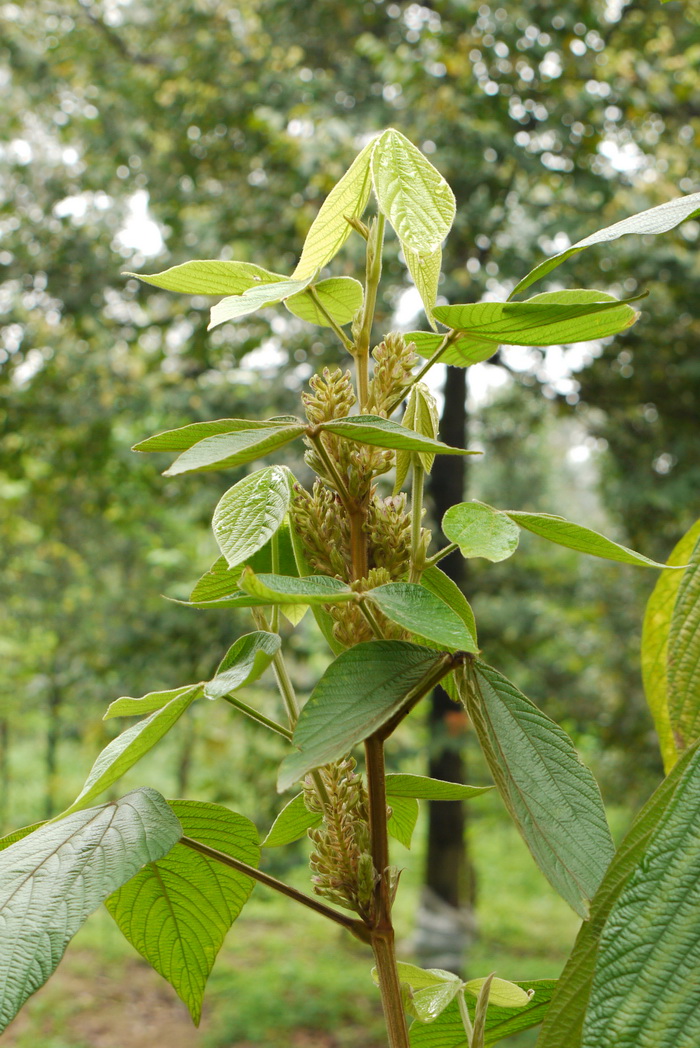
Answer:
(415, 366, 476, 972)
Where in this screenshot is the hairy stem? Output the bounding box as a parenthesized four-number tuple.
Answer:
(385, 329, 460, 417)
(424, 541, 459, 567)
(349, 503, 369, 580)
(272, 649, 300, 727)
(180, 836, 371, 944)
(221, 694, 293, 739)
(458, 990, 475, 1044)
(355, 212, 385, 410)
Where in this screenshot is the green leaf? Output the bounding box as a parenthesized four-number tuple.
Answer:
(208, 276, 313, 329)
(581, 743, 700, 1048)
(465, 978, 532, 1008)
(395, 962, 461, 991)
(126, 260, 286, 296)
(278, 642, 453, 791)
(641, 520, 700, 771)
(62, 686, 202, 817)
(321, 414, 473, 456)
(405, 245, 441, 330)
(105, 684, 196, 720)
(204, 632, 280, 700)
(511, 191, 700, 297)
(387, 795, 420, 849)
(212, 466, 292, 569)
(408, 330, 499, 368)
(285, 277, 364, 327)
(421, 566, 478, 647)
(190, 518, 299, 603)
(395, 383, 440, 492)
(461, 663, 614, 918)
(163, 424, 305, 477)
(0, 788, 181, 1034)
(105, 801, 258, 1026)
(368, 583, 478, 652)
(386, 963, 462, 1023)
(372, 129, 455, 253)
(134, 417, 291, 454)
(385, 773, 491, 802)
(410, 980, 556, 1047)
(432, 292, 640, 347)
(292, 137, 375, 280)
(536, 742, 699, 1048)
(506, 509, 675, 569)
(443, 502, 521, 563)
(263, 793, 321, 848)
(237, 569, 355, 605)
(666, 534, 700, 754)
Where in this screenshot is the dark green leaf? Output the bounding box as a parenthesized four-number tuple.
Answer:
(420, 566, 478, 647)
(285, 276, 364, 327)
(667, 534, 700, 753)
(368, 583, 478, 652)
(125, 260, 285, 296)
(410, 980, 556, 1047)
(321, 415, 473, 456)
(641, 521, 700, 771)
(506, 510, 675, 568)
(190, 519, 299, 603)
(263, 793, 321, 848)
(581, 744, 700, 1048)
(106, 801, 258, 1025)
(278, 642, 453, 791)
(443, 502, 520, 563)
(385, 773, 491, 801)
(163, 424, 305, 476)
(212, 466, 292, 568)
(433, 293, 639, 347)
(62, 686, 202, 816)
(511, 192, 700, 297)
(536, 742, 699, 1048)
(237, 570, 355, 605)
(0, 789, 181, 1034)
(461, 663, 614, 917)
(204, 632, 280, 699)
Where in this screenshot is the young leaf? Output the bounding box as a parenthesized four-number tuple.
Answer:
(134, 417, 291, 454)
(263, 793, 321, 848)
(421, 565, 478, 646)
(125, 260, 286, 296)
(432, 293, 639, 347)
(190, 519, 299, 603)
(212, 466, 292, 569)
(387, 795, 420, 849)
(105, 801, 259, 1026)
(581, 743, 700, 1048)
(278, 642, 454, 791)
(0, 788, 181, 1034)
(410, 980, 556, 1047)
(641, 520, 700, 771)
(237, 569, 355, 605)
(511, 190, 700, 297)
(105, 684, 196, 720)
(285, 276, 364, 327)
(506, 509, 676, 569)
(395, 961, 462, 990)
(371, 128, 456, 254)
(408, 330, 499, 368)
(163, 424, 305, 476)
(208, 276, 313, 329)
(321, 414, 473, 456)
(61, 686, 202, 817)
(666, 534, 700, 754)
(385, 773, 491, 802)
(395, 382, 440, 492)
(405, 245, 441, 330)
(368, 582, 478, 652)
(464, 978, 532, 1008)
(535, 741, 700, 1048)
(461, 663, 614, 918)
(443, 502, 521, 563)
(204, 632, 281, 700)
(292, 137, 375, 280)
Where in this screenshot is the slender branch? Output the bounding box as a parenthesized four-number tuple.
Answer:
(409, 462, 425, 584)
(458, 991, 475, 1045)
(221, 693, 293, 740)
(355, 212, 386, 410)
(180, 836, 371, 943)
(385, 329, 460, 417)
(308, 287, 354, 353)
(308, 431, 352, 506)
(349, 504, 369, 580)
(272, 649, 300, 727)
(270, 531, 280, 633)
(358, 599, 384, 638)
(378, 653, 462, 741)
(424, 541, 459, 568)
(364, 734, 390, 887)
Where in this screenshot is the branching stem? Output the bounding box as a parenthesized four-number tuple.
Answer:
(221, 694, 293, 739)
(385, 329, 460, 416)
(424, 541, 459, 567)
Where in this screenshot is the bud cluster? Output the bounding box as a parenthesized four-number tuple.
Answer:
(367, 333, 417, 417)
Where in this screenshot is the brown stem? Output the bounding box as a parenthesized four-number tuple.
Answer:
(180, 836, 371, 944)
(349, 503, 369, 580)
(372, 931, 411, 1048)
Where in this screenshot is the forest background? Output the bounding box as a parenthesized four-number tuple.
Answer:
(1, 1, 699, 1045)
